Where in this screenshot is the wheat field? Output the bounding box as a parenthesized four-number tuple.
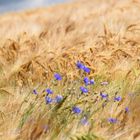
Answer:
(0, 0, 140, 140)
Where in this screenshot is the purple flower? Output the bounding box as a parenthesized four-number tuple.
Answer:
(46, 88, 53, 94)
(76, 61, 90, 73)
(33, 89, 38, 95)
(81, 117, 89, 125)
(84, 77, 95, 86)
(76, 61, 85, 69)
(90, 79, 95, 85)
(125, 107, 129, 113)
(45, 96, 53, 104)
(101, 81, 109, 86)
(72, 106, 82, 114)
(108, 118, 117, 123)
(54, 73, 62, 80)
(100, 92, 108, 99)
(55, 95, 63, 103)
(80, 86, 88, 93)
(83, 66, 90, 73)
(114, 96, 122, 101)
(84, 77, 90, 85)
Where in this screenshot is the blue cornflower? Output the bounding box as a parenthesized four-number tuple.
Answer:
(55, 95, 63, 103)
(108, 118, 117, 123)
(54, 73, 62, 80)
(84, 77, 90, 85)
(45, 96, 53, 104)
(72, 106, 82, 114)
(80, 86, 88, 93)
(33, 89, 38, 95)
(76, 61, 90, 73)
(100, 92, 108, 99)
(84, 77, 95, 86)
(114, 96, 122, 101)
(90, 79, 95, 85)
(76, 61, 85, 69)
(81, 117, 89, 126)
(83, 66, 90, 73)
(125, 107, 129, 113)
(46, 88, 53, 94)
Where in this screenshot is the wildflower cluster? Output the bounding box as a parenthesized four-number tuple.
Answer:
(76, 61, 91, 73)
(84, 77, 95, 86)
(43, 73, 63, 104)
(32, 60, 130, 133)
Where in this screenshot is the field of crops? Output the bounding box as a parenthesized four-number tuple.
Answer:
(0, 0, 140, 139)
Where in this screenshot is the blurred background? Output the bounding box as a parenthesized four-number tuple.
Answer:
(0, 0, 69, 13)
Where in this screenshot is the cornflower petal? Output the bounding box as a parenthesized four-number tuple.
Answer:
(46, 88, 53, 94)
(33, 89, 38, 95)
(81, 117, 89, 126)
(45, 96, 53, 104)
(108, 118, 117, 123)
(76, 61, 85, 69)
(90, 79, 95, 85)
(80, 86, 88, 93)
(72, 106, 82, 114)
(100, 92, 108, 99)
(125, 107, 129, 113)
(114, 96, 122, 101)
(84, 77, 90, 85)
(54, 73, 62, 80)
(55, 95, 63, 103)
(83, 66, 90, 73)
